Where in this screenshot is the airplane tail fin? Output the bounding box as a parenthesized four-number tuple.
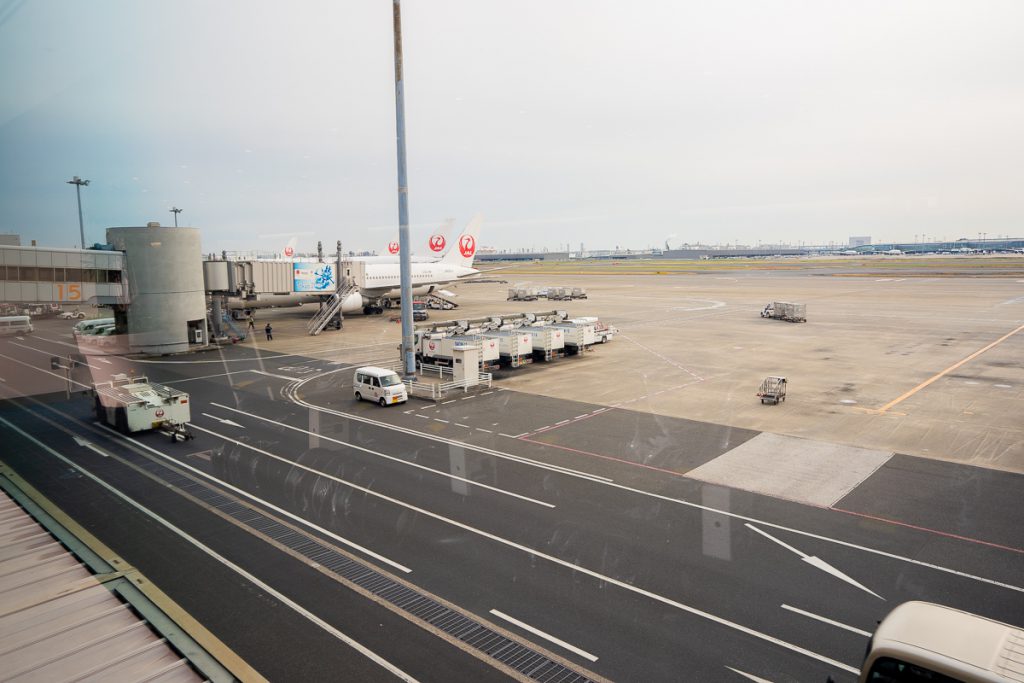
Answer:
(281, 237, 298, 260)
(428, 218, 456, 256)
(441, 214, 483, 267)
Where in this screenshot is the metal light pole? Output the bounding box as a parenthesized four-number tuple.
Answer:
(169, 206, 182, 227)
(66, 176, 90, 248)
(393, 0, 414, 379)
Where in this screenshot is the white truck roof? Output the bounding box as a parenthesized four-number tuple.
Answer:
(355, 366, 400, 377)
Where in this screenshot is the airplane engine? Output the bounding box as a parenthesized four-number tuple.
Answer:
(340, 289, 365, 313)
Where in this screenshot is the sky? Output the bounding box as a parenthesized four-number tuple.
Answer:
(1, 1, 1023, 254)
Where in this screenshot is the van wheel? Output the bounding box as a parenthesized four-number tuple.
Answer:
(379, 398, 387, 407)
(354, 392, 362, 402)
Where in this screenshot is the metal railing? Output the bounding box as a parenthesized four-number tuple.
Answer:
(406, 372, 492, 401)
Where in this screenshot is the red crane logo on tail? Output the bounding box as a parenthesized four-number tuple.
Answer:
(388, 241, 399, 254)
(459, 234, 476, 258)
(429, 234, 446, 252)
(283, 246, 294, 257)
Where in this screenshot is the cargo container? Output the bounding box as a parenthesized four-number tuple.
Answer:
(760, 301, 807, 323)
(521, 325, 565, 361)
(507, 287, 538, 301)
(416, 333, 496, 370)
(479, 330, 535, 367)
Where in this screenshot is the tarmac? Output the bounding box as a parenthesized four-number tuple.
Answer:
(230, 255, 1024, 474)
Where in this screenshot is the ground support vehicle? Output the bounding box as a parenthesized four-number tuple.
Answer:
(761, 301, 807, 322)
(94, 374, 193, 441)
(416, 333, 499, 370)
(859, 601, 1024, 682)
(59, 310, 87, 319)
(0, 315, 33, 335)
(353, 366, 408, 406)
(757, 376, 787, 405)
(552, 322, 596, 355)
(569, 287, 588, 299)
(478, 330, 535, 367)
(507, 287, 538, 301)
(522, 326, 565, 361)
(547, 287, 572, 301)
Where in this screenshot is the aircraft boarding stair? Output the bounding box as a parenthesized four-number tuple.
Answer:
(307, 283, 357, 335)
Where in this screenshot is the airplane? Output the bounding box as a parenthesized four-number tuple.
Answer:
(281, 236, 298, 260)
(357, 218, 456, 263)
(225, 217, 483, 317)
(883, 249, 903, 255)
(337, 216, 483, 314)
(840, 250, 860, 256)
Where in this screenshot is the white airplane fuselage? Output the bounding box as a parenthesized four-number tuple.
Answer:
(344, 262, 477, 312)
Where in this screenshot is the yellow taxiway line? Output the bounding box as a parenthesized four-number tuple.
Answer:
(876, 322, 1024, 413)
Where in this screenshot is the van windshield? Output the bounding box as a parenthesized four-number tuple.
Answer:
(379, 374, 402, 387)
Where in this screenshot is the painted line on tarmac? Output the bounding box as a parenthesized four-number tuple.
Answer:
(133, 353, 300, 364)
(745, 524, 883, 600)
(181, 425, 860, 675)
(830, 507, 1024, 555)
(489, 609, 598, 662)
(725, 666, 774, 683)
(31, 334, 83, 350)
(781, 604, 871, 638)
(875, 322, 1024, 413)
(0, 351, 92, 390)
(101, 422, 414, 573)
(202, 407, 556, 509)
(163, 369, 259, 383)
(0, 416, 419, 683)
(281, 389, 615, 484)
(8, 341, 104, 371)
(285, 375, 1024, 592)
(251, 369, 305, 381)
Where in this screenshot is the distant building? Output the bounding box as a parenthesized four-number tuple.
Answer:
(0, 234, 21, 246)
(849, 236, 872, 247)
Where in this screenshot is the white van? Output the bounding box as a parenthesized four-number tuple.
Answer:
(860, 601, 1024, 682)
(0, 316, 33, 335)
(353, 367, 408, 406)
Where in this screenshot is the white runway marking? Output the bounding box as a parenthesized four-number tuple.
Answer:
(164, 369, 256, 383)
(251, 369, 303, 381)
(186, 424, 857, 674)
(0, 416, 418, 682)
(73, 435, 109, 457)
(9, 341, 103, 371)
(203, 408, 555, 508)
(746, 524, 883, 599)
(117, 423, 413, 573)
(96, 357, 113, 364)
(725, 666, 774, 683)
(200, 413, 245, 428)
(489, 609, 598, 662)
(286, 373, 1024, 596)
(781, 604, 872, 637)
(0, 351, 92, 389)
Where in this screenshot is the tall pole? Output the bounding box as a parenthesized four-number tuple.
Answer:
(393, 0, 414, 379)
(67, 176, 90, 248)
(170, 206, 182, 227)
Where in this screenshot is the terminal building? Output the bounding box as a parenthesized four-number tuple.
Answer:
(0, 224, 208, 355)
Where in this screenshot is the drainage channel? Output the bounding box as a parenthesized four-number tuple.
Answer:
(124, 447, 599, 683)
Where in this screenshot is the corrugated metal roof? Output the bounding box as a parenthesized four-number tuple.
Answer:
(0, 489, 204, 683)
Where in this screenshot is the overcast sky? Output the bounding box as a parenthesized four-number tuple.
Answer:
(2, 1, 1022, 253)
